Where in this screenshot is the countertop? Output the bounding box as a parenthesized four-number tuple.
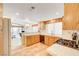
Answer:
(22, 32, 62, 37)
(47, 43, 79, 56)
(23, 30, 79, 40)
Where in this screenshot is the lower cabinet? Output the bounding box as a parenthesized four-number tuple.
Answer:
(22, 35, 60, 46)
(23, 35, 40, 46)
(45, 35, 59, 46)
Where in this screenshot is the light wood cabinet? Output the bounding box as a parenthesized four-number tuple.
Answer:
(33, 35, 40, 44)
(22, 34, 60, 46)
(0, 32, 3, 55)
(0, 4, 3, 55)
(22, 35, 40, 46)
(63, 3, 79, 30)
(45, 35, 59, 46)
(26, 36, 33, 46)
(22, 35, 25, 45)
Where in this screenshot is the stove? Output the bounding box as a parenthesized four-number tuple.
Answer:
(56, 39, 79, 50)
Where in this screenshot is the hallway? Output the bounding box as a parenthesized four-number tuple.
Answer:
(11, 27, 22, 49)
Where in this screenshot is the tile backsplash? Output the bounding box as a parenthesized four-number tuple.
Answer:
(62, 30, 79, 40)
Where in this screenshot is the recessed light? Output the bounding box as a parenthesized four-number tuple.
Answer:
(25, 24, 30, 26)
(16, 12, 20, 16)
(25, 18, 31, 23)
(56, 12, 59, 15)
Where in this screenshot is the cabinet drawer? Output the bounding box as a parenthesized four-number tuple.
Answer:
(45, 36, 49, 45)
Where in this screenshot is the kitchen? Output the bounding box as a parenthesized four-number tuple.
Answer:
(0, 3, 79, 56)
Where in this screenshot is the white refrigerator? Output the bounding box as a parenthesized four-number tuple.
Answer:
(0, 17, 11, 56)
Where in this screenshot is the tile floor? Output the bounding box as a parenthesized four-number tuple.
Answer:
(11, 37, 22, 50)
(11, 43, 51, 56)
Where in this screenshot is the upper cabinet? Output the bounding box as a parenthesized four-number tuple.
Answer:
(63, 3, 79, 30)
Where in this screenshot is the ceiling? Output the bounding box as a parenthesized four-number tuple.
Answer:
(3, 3, 64, 25)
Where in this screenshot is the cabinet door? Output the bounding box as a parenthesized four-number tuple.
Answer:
(22, 35, 26, 45)
(34, 35, 40, 43)
(31, 35, 39, 44)
(30, 36, 34, 44)
(0, 18, 3, 55)
(49, 37, 59, 45)
(49, 37, 55, 45)
(0, 32, 3, 55)
(26, 36, 32, 46)
(45, 36, 59, 46)
(25, 35, 40, 46)
(0, 5, 3, 56)
(45, 36, 49, 45)
(26, 36, 35, 46)
(64, 3, 79, 30)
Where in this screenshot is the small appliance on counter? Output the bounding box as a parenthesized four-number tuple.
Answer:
(72, 32, 79, 49)
(56, 39, 79, 50)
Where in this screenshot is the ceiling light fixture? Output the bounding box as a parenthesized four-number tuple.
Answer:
(56, 12, 59, 15)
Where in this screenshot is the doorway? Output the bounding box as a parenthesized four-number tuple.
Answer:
(11, 26, 23, 50)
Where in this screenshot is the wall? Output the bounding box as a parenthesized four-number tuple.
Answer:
(46, 22, 62, 35)
(39, 17, 63, 34)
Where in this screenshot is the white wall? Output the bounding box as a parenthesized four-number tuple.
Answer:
(46, 22, 62, 35)
(25, 25, 39, 33)
(62, 30, 79, 40)
(53, 22, 62, 35)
